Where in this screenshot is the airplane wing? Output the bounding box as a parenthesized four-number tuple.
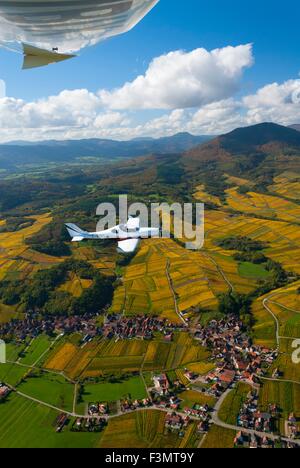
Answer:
(118, 239, 140, 254)
(22, 43, 75, 70)
(126, 217, 140, 231)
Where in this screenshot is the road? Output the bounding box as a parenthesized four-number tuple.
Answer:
(166, 259, 187, 325)
(263, 296, 280, 350)
(5, 382, 202, 423)
(262, 286, 300, 351)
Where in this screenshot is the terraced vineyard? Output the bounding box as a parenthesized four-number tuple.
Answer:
(44, 332, 210, 379)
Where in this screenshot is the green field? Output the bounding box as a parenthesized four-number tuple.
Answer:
(0, 362, 29, 386)
(238, 262, 270, 279)
(179, 390, 216, 410)
(5, 342, 26, 362)
(219, 383, 252, 426)
(78, 375, 147, 412)
(0, 393, 100, 448)
(20, 335, 53, 366)
(17, 372, 75, 412)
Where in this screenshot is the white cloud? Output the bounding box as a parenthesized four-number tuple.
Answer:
(99, 44, 254, 110)
(243, 79, 300, 125)
(0, 45, 255, 142)
(1, 45, 300, 144)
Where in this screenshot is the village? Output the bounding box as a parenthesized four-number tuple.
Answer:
(0, 313, 186, 343)
(102, 314, 186, 340)
(79, 314, 299, 447)
(1, 311, 299, 449)
(51, 365, 299, 449)
(194, 315, 278, 395)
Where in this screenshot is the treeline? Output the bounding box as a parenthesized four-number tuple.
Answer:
(216, 236, 269, 264)
(216, 236, 267, 252)
(26, 218, 72, 257)
(0, 217, 35, 233)
(0, 259, 115, 317)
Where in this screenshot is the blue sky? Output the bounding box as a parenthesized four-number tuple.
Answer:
(1, 0, 300, 141)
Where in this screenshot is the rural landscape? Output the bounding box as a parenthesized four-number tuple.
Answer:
(0, 122, 300, 449)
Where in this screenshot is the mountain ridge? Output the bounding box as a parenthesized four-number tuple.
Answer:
(184, 123, 300, 175)
(0, 132, 211, 171)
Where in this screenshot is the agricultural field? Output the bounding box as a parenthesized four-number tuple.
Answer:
(269, 346, 300, 383)
(43, 333, 210, 379)
(194, 184, 222, 206)
(98, 410, 200, 449)
(252, 281, 300, 348)
(77, 376, 147, 413)
(179, 390, 216, 409)
(186, 361, 216, 375)
(238, 262, 270, 280)
(0, 302, 19, 323)
(225, 174, 255, 188)
(259, 381, 300, 434)
(45, 341, 79, 373)
(218, 383, 252, 426)
(201, 425, 236, 449)
(252, 295, 278, 349)
(17, 372, 75, 412)
(269, 172, 300, 201)
(203, 208, 300, 275)
(5, 341, 26, 362)
(0, 362, 29, 386)
(71, 243, 116, 276)
(111, 237, 238, 319)
(0, 393, 100, 448)
(225, 187, 300, 223)
(0, 213, 61, 283)
(59, 272, 93, 298)
(19, 335, 54, 367)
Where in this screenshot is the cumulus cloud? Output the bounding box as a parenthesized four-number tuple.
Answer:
(0, 44, 255, 142)
(243, 79, 300, 125)
(99, 44, 254, 110)
(1, 45, 300, 143)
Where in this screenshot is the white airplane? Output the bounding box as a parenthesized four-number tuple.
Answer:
(65, 217, 159, 254)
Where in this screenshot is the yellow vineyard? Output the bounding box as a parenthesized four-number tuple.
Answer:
(0, 213, 60, 282)
(111, 238, 233, 320)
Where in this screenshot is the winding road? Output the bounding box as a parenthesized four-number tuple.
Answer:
(166, 259, 187, 325)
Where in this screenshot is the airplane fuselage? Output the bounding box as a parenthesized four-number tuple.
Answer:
(85, 226, 159, 240)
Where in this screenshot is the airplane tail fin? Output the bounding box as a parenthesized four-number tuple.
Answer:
(65, 223, 86, 241)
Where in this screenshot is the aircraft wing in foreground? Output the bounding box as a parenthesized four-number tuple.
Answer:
(0, 0, 160, 69)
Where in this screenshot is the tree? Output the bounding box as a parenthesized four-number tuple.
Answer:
(218, 292, 251, 316)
